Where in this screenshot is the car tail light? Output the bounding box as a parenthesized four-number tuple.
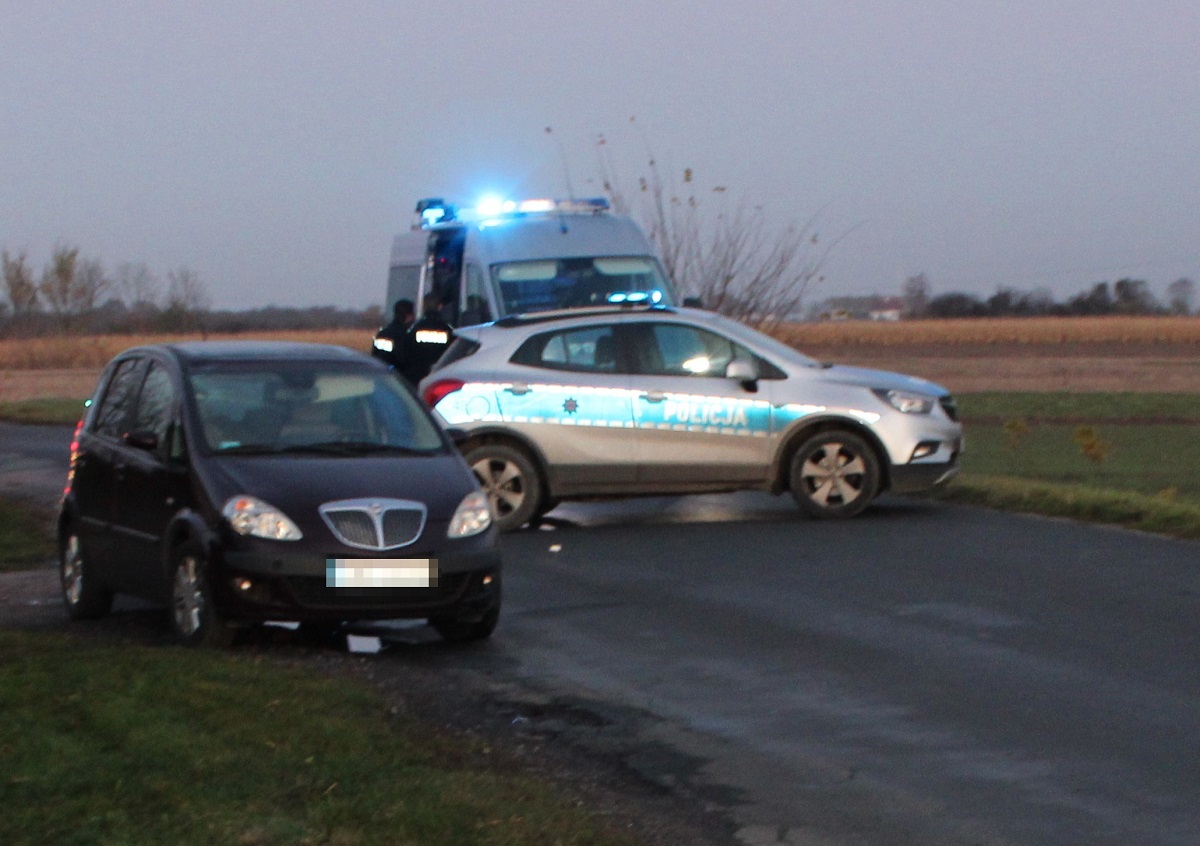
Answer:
(64, 417, 85, 495)
(423, 378, 465, 408)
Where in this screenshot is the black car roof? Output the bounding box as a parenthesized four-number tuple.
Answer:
(163, 341, 370, 364)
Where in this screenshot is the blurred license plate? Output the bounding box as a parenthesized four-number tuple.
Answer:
(326, 558, 437, 588)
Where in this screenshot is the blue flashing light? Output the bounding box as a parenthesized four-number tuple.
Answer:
(421, 207, 446, 225)
(476, 196, 517, 217)
(607, 293, 628, 304)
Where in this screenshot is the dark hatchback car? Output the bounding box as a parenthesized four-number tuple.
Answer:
(59, 341, 500, 646)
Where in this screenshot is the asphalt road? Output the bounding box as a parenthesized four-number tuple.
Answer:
(3, 422, 1199, 845)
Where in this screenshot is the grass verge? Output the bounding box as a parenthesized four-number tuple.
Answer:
(945, 393, 1200, 539)
(931, 474, 1200, 540)
(0, 499, 56, 572)
(0, 397, 87, 425)
(0, 629, 643, 846)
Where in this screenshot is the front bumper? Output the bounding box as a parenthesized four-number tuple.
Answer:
(889, 460, 960, 494)
(213, 544, 502, 623)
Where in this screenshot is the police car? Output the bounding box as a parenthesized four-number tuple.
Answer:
(419, 304, 963, 531)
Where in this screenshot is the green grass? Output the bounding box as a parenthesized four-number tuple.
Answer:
(0, 397, 88, 425)
(0, 499, 57, 572)
(957, 391, 1200, 423)
(0, 630, 642, 846)
(944, 393, 1200, 538)
(932, 475, 1200, 540)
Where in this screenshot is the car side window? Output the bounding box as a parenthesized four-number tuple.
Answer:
(511, 325, 621, 373)
(131, 361, 177, 453)
(93, 358, 143, 438)
(635, 324, 740, 377)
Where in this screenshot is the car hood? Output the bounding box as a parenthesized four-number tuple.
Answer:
(202, 452, 478, 521)
(817, 364, 949, 396)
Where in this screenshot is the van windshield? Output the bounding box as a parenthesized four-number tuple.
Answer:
(492, 256, 673, 316)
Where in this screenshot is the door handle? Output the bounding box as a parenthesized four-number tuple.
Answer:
(640, 391, 666, 403)
(505, 384, 531, 396)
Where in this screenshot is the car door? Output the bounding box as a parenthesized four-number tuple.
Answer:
(496, 322, 637, 490)
(71, 356, 145, 576)
(627, 321, 775, 486)
(109, 358, 188, 599)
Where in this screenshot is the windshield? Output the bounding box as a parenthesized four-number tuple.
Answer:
(187, 362, 445, 455)
(491, 256, 673, 315)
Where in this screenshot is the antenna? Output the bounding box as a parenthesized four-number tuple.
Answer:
(544, 126, 577, 201)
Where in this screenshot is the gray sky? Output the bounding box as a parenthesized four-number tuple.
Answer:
(3, 1, 1199, 310)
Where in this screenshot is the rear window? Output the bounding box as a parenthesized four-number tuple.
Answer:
(510, 325, 620, 373)
(430, 337, 480, 373)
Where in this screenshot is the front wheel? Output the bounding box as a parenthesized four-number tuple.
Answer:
(169, 541, 236, 648)
(789, 430, 881, 519)
(60, 530, 113, 620)
(465, 443, 544, 532)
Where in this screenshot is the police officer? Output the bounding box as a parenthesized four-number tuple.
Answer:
(372, 299, 415, 369)
(399, 294, 454, 385)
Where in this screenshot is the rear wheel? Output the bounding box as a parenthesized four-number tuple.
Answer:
(169, 541, 236, 648)
(60, 530, 113, 620)
(789, 430, 881, 519)
(465, 443, 543, 532)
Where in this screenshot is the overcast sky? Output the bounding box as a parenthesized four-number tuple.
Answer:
(3, 1, 1199, 310)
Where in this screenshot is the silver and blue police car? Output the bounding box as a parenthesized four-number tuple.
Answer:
(419, 305, 962, 531)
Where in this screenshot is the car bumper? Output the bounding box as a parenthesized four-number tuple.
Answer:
(889, 459, 961, 493)
(212, 543, 502, 623)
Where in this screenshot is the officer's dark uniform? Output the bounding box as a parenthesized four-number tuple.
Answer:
(399, 304, 454, 385)
(372, 299, 414, 370)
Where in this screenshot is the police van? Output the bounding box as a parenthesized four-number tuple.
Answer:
(385, 196, 679, 327)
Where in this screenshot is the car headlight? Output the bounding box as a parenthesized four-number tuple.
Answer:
(873, 389, 934, 415)
(448, 491, 491, 539)
(223, 495, 303, 541)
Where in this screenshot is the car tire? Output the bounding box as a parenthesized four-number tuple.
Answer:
(169, 540, 236, 648)
(789, 430, 881, 519)
(60, 529, 113, 620)
(465, 443, 543, 532)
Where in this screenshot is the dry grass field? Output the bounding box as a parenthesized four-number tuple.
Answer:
(1, 317, 1199, 402)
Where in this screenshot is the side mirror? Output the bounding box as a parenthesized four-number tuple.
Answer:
(123, 429, 160, 451)
(725, 359, 759, 392)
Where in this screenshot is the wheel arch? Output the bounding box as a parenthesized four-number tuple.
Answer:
(159, 510, 217, 583)
(771, 416, 892, 494)
(458, 427, 556, 499)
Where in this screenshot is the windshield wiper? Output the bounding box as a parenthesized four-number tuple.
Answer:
(213, 442, 285, 455)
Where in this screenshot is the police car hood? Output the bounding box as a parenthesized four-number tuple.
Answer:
(203, 452, 476, 521)
(817, 363, 949, 396)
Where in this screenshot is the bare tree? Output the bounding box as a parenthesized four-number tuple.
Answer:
(37, 245, 81, 321)
(1167, 277, 1195, 315)
(2, 250, 39, 315)
(594, 130, 834, 331)
(114, 261, 160, 309)
(164, 266, 211, 333)
(901, 273, 930, 319)
(74, 256, 109, 315)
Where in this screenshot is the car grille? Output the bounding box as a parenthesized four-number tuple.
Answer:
(939, 396, 959, 422)
(319, 498, 426, 550)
